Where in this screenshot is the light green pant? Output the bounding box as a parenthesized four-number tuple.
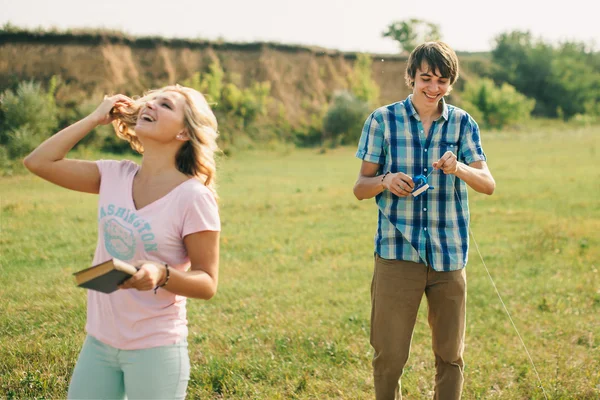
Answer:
(67, 335, 190, 400)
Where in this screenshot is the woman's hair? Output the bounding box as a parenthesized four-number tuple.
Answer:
(405, 41, 460, 92)
(111, 85, 220, 195)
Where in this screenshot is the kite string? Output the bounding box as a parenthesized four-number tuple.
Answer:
(452, 180, 549, 399)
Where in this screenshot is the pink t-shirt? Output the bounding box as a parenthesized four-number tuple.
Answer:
(86, 160, 220, 350)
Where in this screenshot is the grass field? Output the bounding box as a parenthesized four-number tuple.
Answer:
(1, 126, 599, 399)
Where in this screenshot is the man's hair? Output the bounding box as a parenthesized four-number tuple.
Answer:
(405, 41, 460, 88)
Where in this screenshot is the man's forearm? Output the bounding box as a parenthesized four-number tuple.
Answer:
(353, 175, 385, 200)
(455, 163, 495, 195)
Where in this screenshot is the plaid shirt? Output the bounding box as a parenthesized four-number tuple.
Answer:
(356, 95, 487, 271)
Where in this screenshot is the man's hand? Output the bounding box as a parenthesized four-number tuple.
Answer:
(383, 172, 415, 197)
(433, 151, 459, 175)
(119, 260, 165, 291)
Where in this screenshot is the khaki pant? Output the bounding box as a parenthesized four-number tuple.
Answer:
(371, 255, 467, 400)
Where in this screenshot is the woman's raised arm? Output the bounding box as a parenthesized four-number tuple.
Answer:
(23, 95, 133, 194)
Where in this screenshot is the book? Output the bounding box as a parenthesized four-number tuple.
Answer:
(73, 258, 138, 294)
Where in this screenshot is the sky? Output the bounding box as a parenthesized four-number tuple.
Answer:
(1, 0, 598, 54)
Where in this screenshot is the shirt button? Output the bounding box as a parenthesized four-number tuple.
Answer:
(424, 168, 428, 172)
(420, 130, 424, 133)
(423, 208, 427, 211)
(424, 149, 428, 152)
(424, 227, 428, 231)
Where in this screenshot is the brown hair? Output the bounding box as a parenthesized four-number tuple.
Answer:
(110, 85, 220, 196)
(405, 41, 460, 91)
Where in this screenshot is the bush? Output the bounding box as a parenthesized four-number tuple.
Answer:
(0, 145, 13, 175)
(348, 53, 380, 107)
(491, 31, 600, 119)
(293, 104, 329, 147)
(183, 60, 224, 105)
(461, 78, 535, 129)
(183, 62, 272, 146)
(0, 78, 59, 158)
(323, 91, 371, 146)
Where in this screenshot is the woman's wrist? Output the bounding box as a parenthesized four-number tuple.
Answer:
(85, 113, 103, 127)
(159, 264, 169, 285)
(154, 263, 170, 294)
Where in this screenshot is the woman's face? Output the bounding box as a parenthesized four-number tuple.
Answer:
(134, 90, 187, 142)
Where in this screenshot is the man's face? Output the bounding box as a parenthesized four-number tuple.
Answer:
(412, 63, 451, 106)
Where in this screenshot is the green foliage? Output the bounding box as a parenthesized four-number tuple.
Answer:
(348, 54, 380, 107)
(0, 78, 58, 158)
(461, 78, 535, 129)
(183, 61, 272, 145)
(1, 21, 26, 33)
(0, 144, 16, 175)
(492, 31, 600, 119)
(184, 60, 225, 105)
(382, 19, 441, 53)
(222, 81, 272, 129)
(293, 104, 329, 147)
(323, 91, 370, 146)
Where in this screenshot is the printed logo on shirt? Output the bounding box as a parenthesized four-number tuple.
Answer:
(104, 218, 136, 260)
(99, 204, 158, 260)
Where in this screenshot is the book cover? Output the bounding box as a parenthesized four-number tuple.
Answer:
(73, 258, 138, 294)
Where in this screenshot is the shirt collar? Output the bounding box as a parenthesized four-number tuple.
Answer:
(405, 94, 449, 122)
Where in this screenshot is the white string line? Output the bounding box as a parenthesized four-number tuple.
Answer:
(454, 184, 550, 400)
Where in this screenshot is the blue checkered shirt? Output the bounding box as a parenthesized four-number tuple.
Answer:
(356, 95, 487, 271)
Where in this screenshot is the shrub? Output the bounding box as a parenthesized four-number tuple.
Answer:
(491, 31, 600, 119)
(461, 78, 535, 129)
(348, 53, 380, 107)
(0, 78, 59, 158)
(0, 144, 15, 175)
(183, 62, 272, 146)
(323, 91, 370, 146)
(183, 60, 224, 105)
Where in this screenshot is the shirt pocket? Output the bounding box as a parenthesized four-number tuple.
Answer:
(440, 140, 459, 153)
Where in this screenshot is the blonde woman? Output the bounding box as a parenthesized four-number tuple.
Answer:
(24, 85, 221, 399)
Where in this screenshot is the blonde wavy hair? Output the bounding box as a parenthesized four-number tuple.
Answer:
(110, 85, 219, 195)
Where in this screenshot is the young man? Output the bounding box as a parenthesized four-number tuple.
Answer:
(353, 42, 495, 400)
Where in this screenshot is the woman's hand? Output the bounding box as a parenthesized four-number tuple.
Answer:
(22, 95, 135, 194)
(119, 260, 166, 291)
(91, 95, 134, 126)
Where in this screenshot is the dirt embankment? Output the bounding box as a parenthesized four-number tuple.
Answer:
(0, 33, 411, 125)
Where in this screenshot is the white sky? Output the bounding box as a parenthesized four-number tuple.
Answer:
(1, 0, 598, 54)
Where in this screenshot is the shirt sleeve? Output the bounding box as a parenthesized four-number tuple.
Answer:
(355, 112, 386, 165)
(458, 115, 487, 165)
(96, 159, 137, 177)
(95, 160, 118, 177)
(182, 187, 221, 237)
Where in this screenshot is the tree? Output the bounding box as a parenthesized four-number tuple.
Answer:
(491, 30, 600, 119)
(382, 19, 441, 54)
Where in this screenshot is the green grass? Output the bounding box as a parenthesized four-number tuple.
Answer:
(1, 126, 599, 399)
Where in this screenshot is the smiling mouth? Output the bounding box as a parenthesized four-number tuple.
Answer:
(424, 93, 439, 99)
(140, 114, 155, 122)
